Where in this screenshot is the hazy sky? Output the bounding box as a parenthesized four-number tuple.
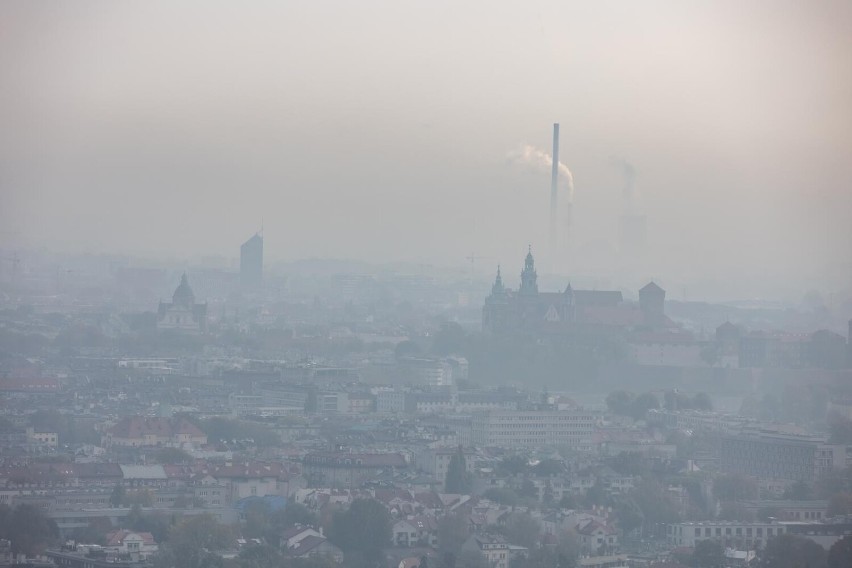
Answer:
(1, 1, 851, 300)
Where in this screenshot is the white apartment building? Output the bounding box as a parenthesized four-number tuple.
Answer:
(668, 521, 787, 549)
(471, 410, 599, 448)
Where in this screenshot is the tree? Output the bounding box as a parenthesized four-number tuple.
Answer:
(717, 503, 755, 522)
(234, 543, 283, 568)
(394, 340, 420, 359)
(518, 479, 539, 501)
(559, 494, 579, 509)
(68, 517, 113, 546)
(532, 459, 564, 476)
(167, 513, 234, 568)
(606, 391, 635, 416)
(243, 501, 271, 540)
(110, 483, 126, 507)
(542, 480, 555, 507)
(502, 512, 540, 549)
(584, 482, 608, 507)
(713, 474, 759, 501)
(613, 497, 644, 535)
(445, 447, 472, 494)
(828, 534, 852, 568)
(437, 513, 469, 555)
(277, 501, 318, 528)
(631, 479, 681, 536)
(691, 540, 724, 568)
(483, 487, 519, 507)
(499, 455, 529, 477)
(609, 452, 647, 476)
(756, 534, 827, 568)
(4, 504, 59, 556)
(630, 393, 660, 420)
(327, 498, 391, 555)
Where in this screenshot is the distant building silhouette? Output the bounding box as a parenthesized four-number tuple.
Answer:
(639, 281, 666, 325)
(483, 247, 668, 335)
(240, 232, 263, 289)
(157, 273, 207, 333)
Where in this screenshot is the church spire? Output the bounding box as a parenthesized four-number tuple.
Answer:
(491, 265, 504, 295)
(519, 246, 538, 297)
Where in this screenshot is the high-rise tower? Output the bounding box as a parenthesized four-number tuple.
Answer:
(240, 233, 263, 289)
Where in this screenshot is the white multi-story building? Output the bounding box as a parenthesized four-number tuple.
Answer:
(471, 410, 599, 449)
(668, 521, 787, 549)
(377, 389, 407, 414)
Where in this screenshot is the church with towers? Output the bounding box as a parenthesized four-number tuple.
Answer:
(482, 247, 668, 335)
(157, 273, 208, 333)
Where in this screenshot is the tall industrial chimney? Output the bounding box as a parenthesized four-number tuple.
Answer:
(550, 123, 560, 251)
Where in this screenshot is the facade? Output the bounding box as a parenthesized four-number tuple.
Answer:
(399, 357, 455, 387)
(103, 417, 207, 448)
(156, 274, 207, 333)
(720, 430, 843, 482)
(207, 462, 291, 501)
(667, 520, 786, 549)
(25, 427, 58, 447)
(240, 233, 263, 289)
(415, 447, 475, 487)
(576, 520, 619, 555)
(462, 534, 511, 568)
(737, 500, 829, 522)
(303, 452, 407, 488)
(104, 530, 158, 560)
(471, 409, 599, 449)
(377, 390, 407, 414)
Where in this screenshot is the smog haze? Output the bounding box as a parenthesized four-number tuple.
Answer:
(2, 0, 851, 301)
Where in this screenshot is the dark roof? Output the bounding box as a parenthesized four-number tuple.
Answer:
(289, 535, 330, 556)
(639, 281, 665, 295)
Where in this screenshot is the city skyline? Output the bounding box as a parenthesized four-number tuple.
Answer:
(1, 1, 851, 302)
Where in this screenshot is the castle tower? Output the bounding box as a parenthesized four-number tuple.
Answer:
(519, 246, 538, 297)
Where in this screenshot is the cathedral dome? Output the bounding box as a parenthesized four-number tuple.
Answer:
(172, 273, 196, 307)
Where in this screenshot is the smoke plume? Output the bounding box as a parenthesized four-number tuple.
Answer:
(509, 145, 575, 202)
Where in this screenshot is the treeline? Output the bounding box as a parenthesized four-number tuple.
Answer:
(0, 504, 59, 557)
(606, 389, 712, 420)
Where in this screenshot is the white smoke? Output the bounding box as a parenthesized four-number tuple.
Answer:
(508, 144, 575, 203)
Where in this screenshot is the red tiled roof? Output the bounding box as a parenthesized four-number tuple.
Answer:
(105, 530, 156, 547)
